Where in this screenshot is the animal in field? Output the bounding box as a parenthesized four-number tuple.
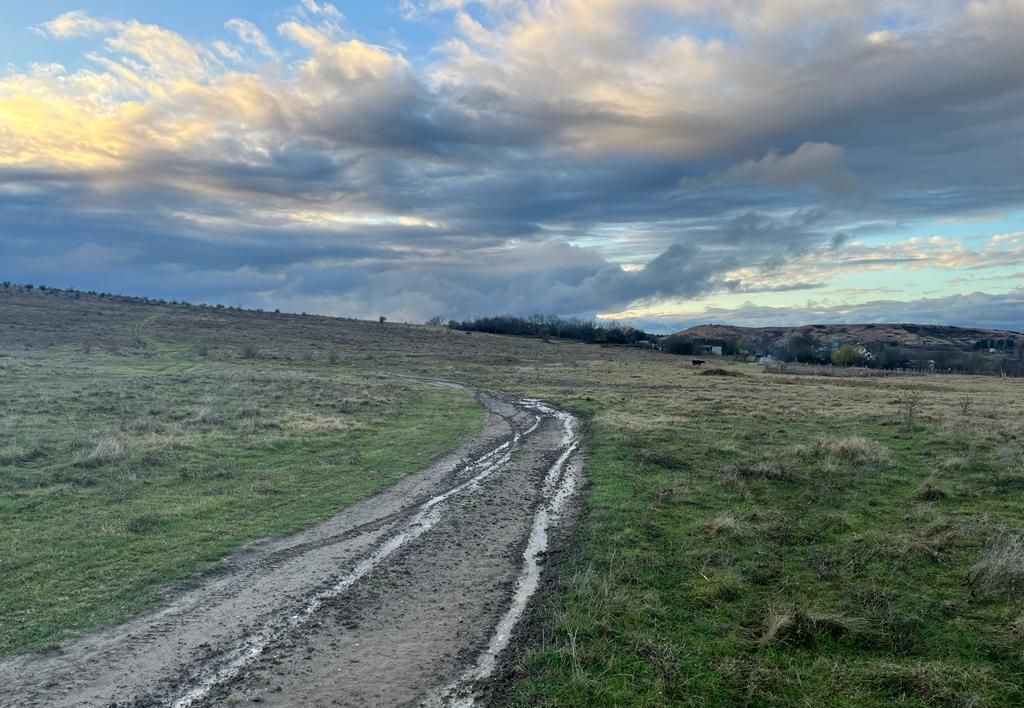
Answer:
(691, 359, 706, 367)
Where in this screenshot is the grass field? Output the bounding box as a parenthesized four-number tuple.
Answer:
(0, 295, 484, 655)
(451, 361, 1024, 706)
(3, 288, 1024, 706)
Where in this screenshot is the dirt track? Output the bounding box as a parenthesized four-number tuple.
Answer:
(0, 379, 582, 707)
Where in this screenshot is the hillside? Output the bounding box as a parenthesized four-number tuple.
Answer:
(663, 321, 1024, 373)
(676, 322, 1024, 350)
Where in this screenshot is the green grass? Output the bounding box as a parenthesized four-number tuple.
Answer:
(502, 385, 1024, 706)
(0, 344, 484, 655)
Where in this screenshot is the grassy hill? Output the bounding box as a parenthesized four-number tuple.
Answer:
(4, 285, 1024, 706)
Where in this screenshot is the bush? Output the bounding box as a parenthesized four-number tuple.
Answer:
(831, 344, 866, 367)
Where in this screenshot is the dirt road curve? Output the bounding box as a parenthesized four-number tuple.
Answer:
(0, 378, 582, 708)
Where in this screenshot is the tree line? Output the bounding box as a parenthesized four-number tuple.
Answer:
(446, 314, 651, 345)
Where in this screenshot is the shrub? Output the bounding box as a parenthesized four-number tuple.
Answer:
(831, 344, 865, 367)
(897, 390, 923, 429)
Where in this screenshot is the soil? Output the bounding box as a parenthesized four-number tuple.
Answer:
(0, 379, 583, 708)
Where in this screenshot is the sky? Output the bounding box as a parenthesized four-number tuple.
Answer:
(1, 0, 1023, 332)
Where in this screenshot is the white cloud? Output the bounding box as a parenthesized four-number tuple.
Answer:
(104, 21, 206, 79)
(301, 0, 343, 19)
(36, 11, 117, 39)
(278, 21, 332, 50)
(212, 41, 243, 62)
(225, 18, 279, 60)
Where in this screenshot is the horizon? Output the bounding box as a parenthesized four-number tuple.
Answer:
(2, 1, 1024, 330)
(9, 281, 1024, 336)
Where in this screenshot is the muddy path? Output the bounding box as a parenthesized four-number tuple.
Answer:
(0, 378, 582, 708)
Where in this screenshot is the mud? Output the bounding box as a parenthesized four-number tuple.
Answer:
(0, 379, 582, 708)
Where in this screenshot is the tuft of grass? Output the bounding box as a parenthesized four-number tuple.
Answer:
(83, 434, 128, 465)
(704, 512, 742, 536)
(968, 530, 1024, 596)
(238, 404, 263, 420)
(914, 477, 949, 501)
(0, 443, 46, 465)
(871, 661, 987, 707)
(804, 435, 893, 468)
(759, 606, 861, 648)
(692, 568, 744, 606)
(723, 458, 791, 481)
(1007, 614, 1024, 639)
(191, 406, 223, 425)
(125, 513, 161, 535)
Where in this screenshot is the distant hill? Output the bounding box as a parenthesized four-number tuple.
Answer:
(664, 322, 1024, 373)
(674, 322, 1024, 350)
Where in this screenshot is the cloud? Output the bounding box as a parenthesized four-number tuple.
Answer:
(699, 142, 862, 196)
(36, 11, 116, 39)
(2, 2, 1024, 323)
(225, 19, 279, 60)
(301, 0, 343, 20)
(634, 289, 1024, 333)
